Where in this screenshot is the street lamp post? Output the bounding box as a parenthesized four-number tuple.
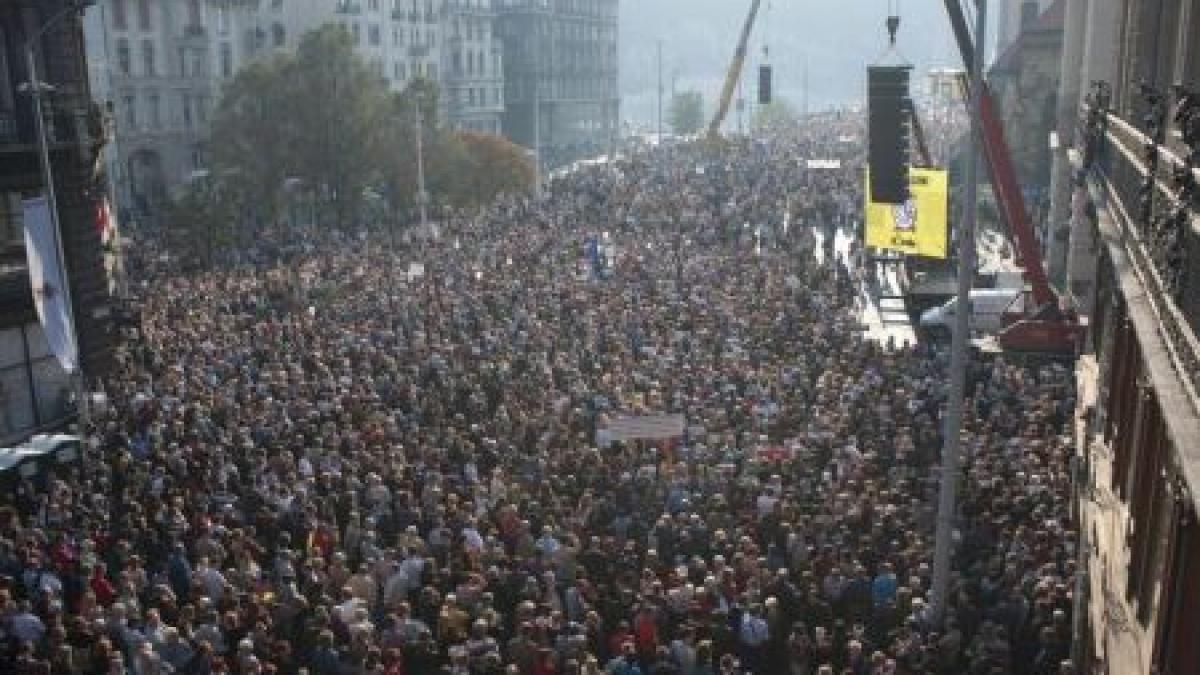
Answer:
(414, 96, 429, 232)
(533, 25, 543, 195)
(24, 0, 94, 429)
(930, 0, 986, 628)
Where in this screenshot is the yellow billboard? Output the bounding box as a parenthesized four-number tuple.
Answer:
(864, 168, 949, 258)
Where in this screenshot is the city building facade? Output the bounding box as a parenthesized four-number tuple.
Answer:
(0, 0, 116, 443)
(84, 0, 260, 223)
(85, 0, 517, 212)
(496, 0, 618, 170)
(1056, 0, 1200, 673)
(443, 0, 503, 133)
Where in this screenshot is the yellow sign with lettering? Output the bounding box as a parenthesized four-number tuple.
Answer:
(864, 168, 949, 259)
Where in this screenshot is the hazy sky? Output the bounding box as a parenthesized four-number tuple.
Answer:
(619, 0, 973, 127)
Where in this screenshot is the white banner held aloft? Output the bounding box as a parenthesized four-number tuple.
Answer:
(805, 159, 842, 169)
(597, 413, 686, 447)
(23, 197, 78, 373)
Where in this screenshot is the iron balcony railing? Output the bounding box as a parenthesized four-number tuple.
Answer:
(1082, 91, 1200, 412)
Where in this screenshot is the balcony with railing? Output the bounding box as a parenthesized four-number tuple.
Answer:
(1081, 83, 1200, 412)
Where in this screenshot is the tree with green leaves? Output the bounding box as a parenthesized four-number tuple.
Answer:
(753, 97, 799, 131)
(668, 90, 705, 135)
(209, 55, 296, 228)
(163, 174, 240, 268)
(288, 25, 390, 229)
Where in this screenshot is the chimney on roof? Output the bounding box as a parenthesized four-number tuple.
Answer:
(1020, 1, 1040, 32)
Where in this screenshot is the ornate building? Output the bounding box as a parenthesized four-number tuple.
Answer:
(84, 0, 260, 223)
(1057, 0, 1200, 672)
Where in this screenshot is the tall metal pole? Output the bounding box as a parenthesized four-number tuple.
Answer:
(656, 40, 663, 140)
(25, 6, 89, 430)
(930, 0, 985, 627)
(803, 54, 810, 117)
(533, 27, 542, 195)
(414, 97, 429, 230)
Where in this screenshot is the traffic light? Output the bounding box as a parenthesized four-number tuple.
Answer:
(868, 65, 913, 204)
(759, 65, 772, 105)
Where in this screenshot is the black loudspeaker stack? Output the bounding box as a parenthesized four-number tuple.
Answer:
(868, 65, 913, 204)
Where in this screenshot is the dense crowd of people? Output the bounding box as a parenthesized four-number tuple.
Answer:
(1, 113, 1077, 675)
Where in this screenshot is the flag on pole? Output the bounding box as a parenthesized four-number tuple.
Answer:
(23, 197, 78, 373)
(93, 195, 121, 295)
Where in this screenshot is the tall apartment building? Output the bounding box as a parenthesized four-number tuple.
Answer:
(443, 0, 504, 134)
(1053, 1, 1200, 673)
(84, 0, 260, 222)
(1, 0, 116, 442)
(496, 0, 618, 169)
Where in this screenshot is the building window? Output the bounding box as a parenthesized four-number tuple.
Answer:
(113, 0, 128, 30)
(123, 94, 137, 130)
(369, 24, 381, 46)
(272, 23, 286, 47)
(197, 96, 208, 124)
(116, 39, 131, 75)
(369, 0, 380, 9)
(137, 0, 151, 31)
(352, 23, 361, 44)
(148, 92, 161, 128)
(188, 0, 202, 25)
(181, 93, 192, 129)
(272, 0, 284, 9)
(217, 6, 230, 35)
(142, 39, 156, 77)
(220, 43, 233, 78)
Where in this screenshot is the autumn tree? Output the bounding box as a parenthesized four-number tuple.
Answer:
(436, 132, 535, 208)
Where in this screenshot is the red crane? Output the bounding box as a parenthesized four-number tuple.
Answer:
(942, 0, 1083, 355)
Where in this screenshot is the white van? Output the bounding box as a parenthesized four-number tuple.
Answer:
(919, 288, 1024, 337)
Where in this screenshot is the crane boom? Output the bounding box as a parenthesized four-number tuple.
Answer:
(942, 0, 1054, 308)
(707, 0, 764, 140)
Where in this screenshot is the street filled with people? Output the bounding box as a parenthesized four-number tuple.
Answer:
(1, 114, 1077, 675)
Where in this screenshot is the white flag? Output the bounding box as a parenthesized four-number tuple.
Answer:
(23, 197, 78, 373)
